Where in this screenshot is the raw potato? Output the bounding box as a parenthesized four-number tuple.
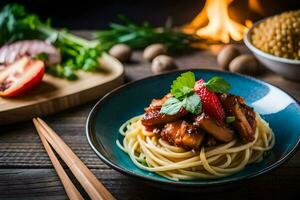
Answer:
(143, 43, 167, 62)
(217, 45, 240, 70)
(109, 44, 132, 62)
(229, 55, 259, 76)
(151, 55, 177, 74)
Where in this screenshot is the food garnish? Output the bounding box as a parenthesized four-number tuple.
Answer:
(161, 71, 201, 115)
(194, 79, 226, 121)
(203, 76, 231, 94)
(160, 98, 184, 115)
(226, 116, 235, 123)
(161, 71, 231, 120)
(142, 93, 187, 126)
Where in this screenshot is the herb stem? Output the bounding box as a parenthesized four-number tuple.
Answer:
(37, 25, 99, 48)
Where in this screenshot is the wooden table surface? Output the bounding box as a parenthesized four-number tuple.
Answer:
(1, 32, 300, 200)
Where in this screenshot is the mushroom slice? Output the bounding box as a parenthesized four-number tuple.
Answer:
(194, 113, 234, 142)
(220, 94, 256, 142)
(160, 120, 205, 150)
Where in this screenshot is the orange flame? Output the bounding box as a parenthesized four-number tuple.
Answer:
(183, 0, 253, 43)
(248, 0, 264, 15)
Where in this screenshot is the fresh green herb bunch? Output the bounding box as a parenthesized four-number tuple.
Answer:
(94, 16, 202, 52)
(0, 4, 102, 79)
(0, 4, 47, 44)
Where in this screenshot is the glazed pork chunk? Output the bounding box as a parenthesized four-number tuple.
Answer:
(141, 93, 187, 126)
(194, 113, 234, 142)
(220, 94, 257, 142)
(160, 120, 205, 150)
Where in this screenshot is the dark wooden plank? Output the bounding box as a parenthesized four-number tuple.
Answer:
(0, 168, 299, 200)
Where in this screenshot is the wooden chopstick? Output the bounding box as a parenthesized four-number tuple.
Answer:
(33, 119, 84, 200)
(33, 117, 115, 200)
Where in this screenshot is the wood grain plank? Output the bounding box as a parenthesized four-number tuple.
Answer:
(0, 168, 299, 200)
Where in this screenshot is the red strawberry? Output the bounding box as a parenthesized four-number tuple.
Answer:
(194, 79, 225, 121)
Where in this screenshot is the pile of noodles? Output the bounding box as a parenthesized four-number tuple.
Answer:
(116, 113, 274, 181)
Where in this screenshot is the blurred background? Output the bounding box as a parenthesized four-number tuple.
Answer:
(1, 0, 300, 29)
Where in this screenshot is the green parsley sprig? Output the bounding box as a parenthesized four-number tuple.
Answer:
(160, 71, 231, 115)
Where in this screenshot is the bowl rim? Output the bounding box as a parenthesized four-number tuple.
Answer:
(86, 69, 300, 187)
(244, 17, 300, 64)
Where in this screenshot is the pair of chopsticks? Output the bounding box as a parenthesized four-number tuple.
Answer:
(33, 117, 115, 200)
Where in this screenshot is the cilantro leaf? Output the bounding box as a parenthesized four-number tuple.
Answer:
(170, 71, 195, 99)
(204, 76, 231, 93)
(182, 93, 202, 114)
(226, 116, 235, 123)
(160, 98, 183, 115)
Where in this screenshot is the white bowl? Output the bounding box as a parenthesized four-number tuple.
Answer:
(244, 19, 300, 81)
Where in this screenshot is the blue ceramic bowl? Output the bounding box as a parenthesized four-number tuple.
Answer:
(86, 69, 300, 189)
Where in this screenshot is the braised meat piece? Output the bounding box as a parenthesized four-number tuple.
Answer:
(160, 120, 205, 149)
(220, 94, 256, 142)
(141, 94, 187, 126)
(194, 113, 234, 142)
(147, 93, 172, 110)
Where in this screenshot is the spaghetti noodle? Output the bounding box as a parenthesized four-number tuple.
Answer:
(117, 113, 274, 181)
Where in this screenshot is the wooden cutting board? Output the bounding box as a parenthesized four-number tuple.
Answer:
(0, 53, 124, 125)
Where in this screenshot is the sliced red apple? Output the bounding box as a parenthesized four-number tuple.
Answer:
(0, 57, 45, 97)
